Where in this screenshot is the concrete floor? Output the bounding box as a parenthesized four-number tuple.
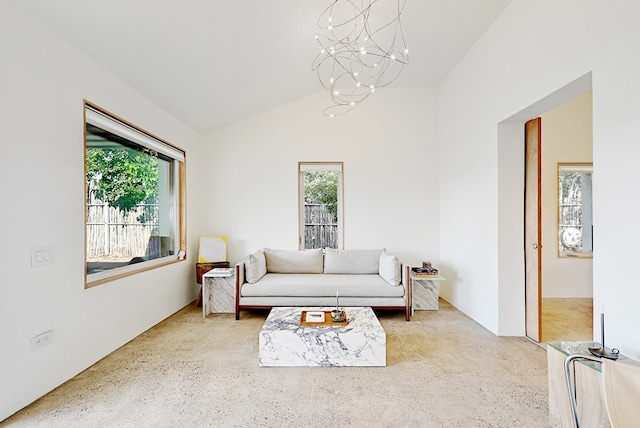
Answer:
(2, 300, 550, 427)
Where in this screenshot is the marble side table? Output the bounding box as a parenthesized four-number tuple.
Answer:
(202, 272, 235, 317)
(259, 307, 386, 367)
(411, 274, 445, 314)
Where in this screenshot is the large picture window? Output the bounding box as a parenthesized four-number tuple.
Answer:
(84, 101, 186, 287)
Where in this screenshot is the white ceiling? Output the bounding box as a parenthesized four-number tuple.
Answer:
(8, 0, 511, 134)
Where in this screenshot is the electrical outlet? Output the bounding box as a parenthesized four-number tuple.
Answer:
(30, 330, 54, 351)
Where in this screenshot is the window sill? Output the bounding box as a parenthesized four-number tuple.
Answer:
(85, 256, 185, 289)
(558, 252, 593, 259)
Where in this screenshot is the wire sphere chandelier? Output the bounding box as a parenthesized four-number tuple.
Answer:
(312, 0, 409, 117)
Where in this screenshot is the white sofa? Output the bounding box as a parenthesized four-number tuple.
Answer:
(234, 248, 411, 320)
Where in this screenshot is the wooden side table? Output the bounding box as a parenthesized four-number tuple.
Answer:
(410, 274, 445, 314)
(202, 271, 235, 316)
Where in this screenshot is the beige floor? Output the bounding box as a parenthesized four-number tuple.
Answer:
(541, 298, 593, 344)
(2, 301, 551, 428)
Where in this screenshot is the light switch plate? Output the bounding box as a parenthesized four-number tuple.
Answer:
(31, 246, 53, 267)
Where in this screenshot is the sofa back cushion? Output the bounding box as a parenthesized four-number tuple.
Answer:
(263, 248, 324, 274)
(379, 251, 401, 285)
(245, 249, 267, 283)
(323, 248, 384, 274)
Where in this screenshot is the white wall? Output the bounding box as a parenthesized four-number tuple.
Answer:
(200, 89, 439, 269)
(541, 92, 593, 298)
(592, 0, 640, 359)
(0, 3, 204, 420)
(438, 0, 640, 358)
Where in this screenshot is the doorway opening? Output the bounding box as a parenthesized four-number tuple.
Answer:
(525, 92, 594, 343)
(496, 71, 594, 341)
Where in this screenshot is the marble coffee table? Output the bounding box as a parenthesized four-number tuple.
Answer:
(258, 307, 386, 367)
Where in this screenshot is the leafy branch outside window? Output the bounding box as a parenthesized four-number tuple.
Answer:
(304, 171, 338, 220)
(86, 145, 159, 224)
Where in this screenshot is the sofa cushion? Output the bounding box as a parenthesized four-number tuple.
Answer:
(379, 251, 401, 286)
(241, 273, 404, 298)
(245, 249, 267, 283)
(323, 248, 384, 274)
(263, 248, 324, 274)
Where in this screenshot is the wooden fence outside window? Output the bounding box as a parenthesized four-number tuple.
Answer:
(86, 200, 158, 261)
(304, 202, 337, 249)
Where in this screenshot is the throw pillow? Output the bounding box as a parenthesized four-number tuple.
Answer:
(379, 251, 401, 286)
(263, 248, 324, 273)
(245, 249, 267, 283)
(324, 248, 384, 274)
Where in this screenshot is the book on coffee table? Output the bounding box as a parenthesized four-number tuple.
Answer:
(304, 311, 325, 322)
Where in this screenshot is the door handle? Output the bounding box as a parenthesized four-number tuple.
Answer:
(532, 243, 538, 249)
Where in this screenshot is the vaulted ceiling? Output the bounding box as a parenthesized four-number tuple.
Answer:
(9, 0, 511, 134)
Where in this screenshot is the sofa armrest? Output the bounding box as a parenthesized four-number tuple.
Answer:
(402, 264, 411, 321)
(234, 262, 245, 320)
(235, 261, 245, 285)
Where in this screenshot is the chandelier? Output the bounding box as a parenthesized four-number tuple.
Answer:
(312, 0, 410, 117)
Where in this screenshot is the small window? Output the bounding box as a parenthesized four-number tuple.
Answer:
(558, 163, 593, 257)
(85, 101, 186, 287)
(298, 162, 343, 249)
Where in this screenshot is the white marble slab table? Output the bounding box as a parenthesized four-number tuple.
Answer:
(259, 307, 386, 367)
(411, 275, 445, 314)
(202, 272, 235, 316)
